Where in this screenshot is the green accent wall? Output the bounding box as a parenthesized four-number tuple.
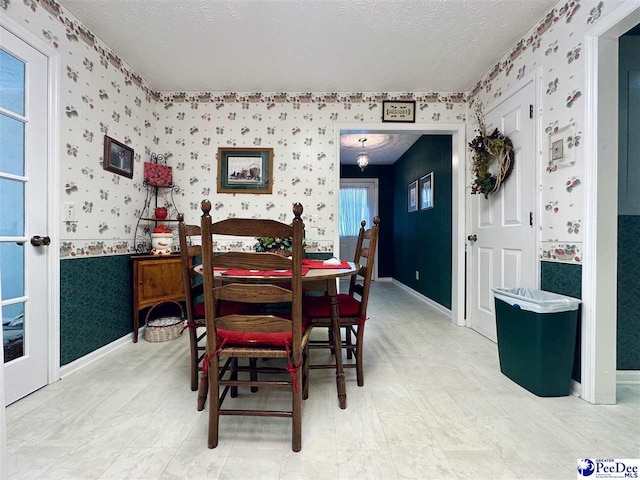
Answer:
(617, 216, 640, 370)
(340, 164, 395, 278)
(60, 255, 133, 365)
(541, 260, 582, 382)
(393, 135, 452, 309)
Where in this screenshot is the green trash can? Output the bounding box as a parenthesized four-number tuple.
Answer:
(493, 288, 581, 397)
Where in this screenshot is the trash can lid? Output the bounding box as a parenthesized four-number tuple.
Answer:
(492, 287, 581, 313)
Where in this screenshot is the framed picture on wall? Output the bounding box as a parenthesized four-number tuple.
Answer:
(420, 172, 434, 210)
(103, 135, 134, 178)
(408, 180, 418, 212)
(217, 147, 274, 194)
(382, 100, 416, 123)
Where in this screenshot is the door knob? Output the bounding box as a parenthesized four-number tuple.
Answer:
(30, 235, 50, 247)
(467, 234, 477, 242)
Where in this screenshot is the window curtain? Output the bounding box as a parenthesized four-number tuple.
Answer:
(339, 187, 369, 237)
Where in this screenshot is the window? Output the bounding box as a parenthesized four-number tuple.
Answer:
(339, 187, 369, 237)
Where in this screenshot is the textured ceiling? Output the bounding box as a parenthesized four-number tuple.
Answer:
(60, 0, 557, 92)
(340, 133, 422, 165)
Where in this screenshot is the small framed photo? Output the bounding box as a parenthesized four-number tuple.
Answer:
(382, 100, 416, 123)
(408, 180, 418, 212)
(217, 147, 273, 194)
(103, 135, 134, 178)
(420, 172, 434, 210)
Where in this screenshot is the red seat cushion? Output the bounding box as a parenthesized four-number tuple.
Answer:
(303, 294, 361, 318)
(218, 314, 308, 347)
(193, 300, 259, 318)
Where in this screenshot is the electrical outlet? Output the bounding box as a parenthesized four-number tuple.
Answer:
(64, 202, 76, 222)
(415, 271, 419, 280)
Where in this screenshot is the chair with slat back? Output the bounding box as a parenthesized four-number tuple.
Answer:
(304, 217, 380, 386)
(199, 199, 310, 452)
(177, 214, 208, 410)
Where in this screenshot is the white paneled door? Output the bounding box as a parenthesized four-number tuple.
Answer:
(468, 80, 537, 341)
(1, 27, 50, 405)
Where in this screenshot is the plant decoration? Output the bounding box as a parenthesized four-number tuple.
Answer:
(469, 103, 515, 199)
(254, 236, 307, 255)
(254, 236, 293, 253)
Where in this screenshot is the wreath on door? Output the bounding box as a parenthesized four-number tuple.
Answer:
(469, 103, 515, 199)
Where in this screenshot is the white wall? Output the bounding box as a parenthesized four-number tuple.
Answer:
(156, 92, 466, 252)
(469, 0, 625, 265)
(1, 0, 158, 259)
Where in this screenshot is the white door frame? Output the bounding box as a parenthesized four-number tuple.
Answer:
(339, 177, 379, 280)
(583, 0, 640, 405)
(465, 69, 543, 335)
(335, 122, 466, 327)
(0, 15, 61, 384)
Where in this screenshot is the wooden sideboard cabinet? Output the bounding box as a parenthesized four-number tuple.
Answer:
(132, 254, 185, 342)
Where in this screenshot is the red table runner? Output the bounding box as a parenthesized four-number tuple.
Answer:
(221, 267, 310, 276)
(302, 259, 351, 269)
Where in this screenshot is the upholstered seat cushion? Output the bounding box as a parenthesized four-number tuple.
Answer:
(218, 314, 309, 347)
(303, 293, 361, 317)
(194, 300, 260, 318)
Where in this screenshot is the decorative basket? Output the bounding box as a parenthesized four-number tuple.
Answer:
(144, 300, 184, 342)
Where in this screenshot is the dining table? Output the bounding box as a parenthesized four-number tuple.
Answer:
(195, 259, 358, 409)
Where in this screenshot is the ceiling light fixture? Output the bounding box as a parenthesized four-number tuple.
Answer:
(356, 138, 369, 172)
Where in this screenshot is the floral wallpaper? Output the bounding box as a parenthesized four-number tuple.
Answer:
(1, 0, 158, 258)
(469, 0, 623, 264)
(157, 92, 466, 252)
(3, 0, 627, 262)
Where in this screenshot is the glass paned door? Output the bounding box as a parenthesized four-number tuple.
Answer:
(1, 27, 49, 405)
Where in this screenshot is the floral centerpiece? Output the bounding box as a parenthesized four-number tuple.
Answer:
(253, 236, 306, 255)
(469, 103, 515, 199)
(254, 236, 294, 254)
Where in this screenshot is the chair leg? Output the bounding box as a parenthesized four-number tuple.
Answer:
(197, 372, 208, 411)
(355, 323, 365, 387)
(230, 358, 238, 398)
(302, 343, 310, 400)
(189, 327, 199, 391)
(208, 355, 220, 449)
(292, 364, 302, 452)
(328, 325, 335, 355)
(250, 358, 258, 393)
(345, 326, 353, 359)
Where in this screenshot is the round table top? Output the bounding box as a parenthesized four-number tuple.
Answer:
(194, 261, 358, 282)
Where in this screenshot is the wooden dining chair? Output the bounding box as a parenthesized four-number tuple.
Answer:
(177, 214, 208, 410)
(304, 217, 380, 386)
(199, 200, 311, 452)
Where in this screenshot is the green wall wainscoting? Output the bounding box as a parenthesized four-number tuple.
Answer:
(340, 164, 395, 278)
(541, 260, 582, 382)
(60, 255, 133, 365)
(393, 135, 452, 309)
(617, 215, 640, 370)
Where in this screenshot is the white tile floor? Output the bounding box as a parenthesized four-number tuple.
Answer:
(5, 282, 640, 479)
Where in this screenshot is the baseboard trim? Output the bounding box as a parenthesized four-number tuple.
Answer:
(617, 370, 640, 384)
(376, 277, 393, 282)
(59, 327, 144, 378)
(571, 379, 582, 397)
(391, 279, 452, 318)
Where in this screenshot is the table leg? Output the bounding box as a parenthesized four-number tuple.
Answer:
(133, 307, 139, 343)
(327, 280, 347, 409)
